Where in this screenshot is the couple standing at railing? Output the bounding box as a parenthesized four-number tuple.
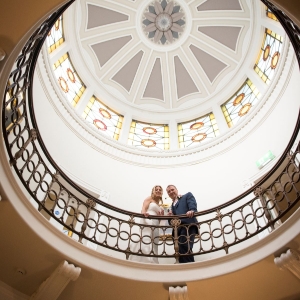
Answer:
(129, 185, 198, 264)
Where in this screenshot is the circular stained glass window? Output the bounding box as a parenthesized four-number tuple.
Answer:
(67, 68, 76, 83)
(58, 77, 68, 93)
(192, 133, 207, 142)
(263, 45, 271, 61)
(93, 119, 107, 131)
(238, 103, 252, 116)
(233, 93, 245, 106)
(143, 127, 157, 134)
(99, 108, 111, 119)
(271, 52, 280, 69)
(190, 122, 204, 130)
(141, 139, 156, 147)
(55, 19, 60, 30)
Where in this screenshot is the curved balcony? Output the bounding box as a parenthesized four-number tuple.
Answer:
(1, 0, 300, 299)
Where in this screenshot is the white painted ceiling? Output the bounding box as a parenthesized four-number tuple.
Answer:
(65, 0, 259, 119)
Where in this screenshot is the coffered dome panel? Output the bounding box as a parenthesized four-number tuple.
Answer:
(91, 36, 132, 67)
(197, 0, 242, 11)
(197, 26, 242, 51)
(87, 4, 129, 29)
(73, 0, 253, 113)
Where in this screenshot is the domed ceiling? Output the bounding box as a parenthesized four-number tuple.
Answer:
(67, 0, 254, 114)
(40, 0, 291, 161)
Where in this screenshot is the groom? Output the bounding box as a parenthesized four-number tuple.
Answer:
(166, 185, 198, 263)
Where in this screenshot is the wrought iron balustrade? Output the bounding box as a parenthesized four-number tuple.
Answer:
(1, 0, 300, 263)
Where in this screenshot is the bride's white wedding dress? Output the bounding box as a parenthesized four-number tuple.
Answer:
(129, 202, 162, 264)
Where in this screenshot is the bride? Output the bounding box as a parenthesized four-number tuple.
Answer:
(129, 185, 164, 264)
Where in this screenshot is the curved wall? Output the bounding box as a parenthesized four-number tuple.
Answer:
(34, 48, 300, 211)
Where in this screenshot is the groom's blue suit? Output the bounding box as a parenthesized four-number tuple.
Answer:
(170, 192, 198, 263)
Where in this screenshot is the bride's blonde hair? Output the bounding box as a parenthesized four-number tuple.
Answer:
(151, 185, 163, 205)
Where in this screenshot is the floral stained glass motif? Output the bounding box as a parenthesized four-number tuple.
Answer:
(53, 53, 86, 107)
(266, 7, 278, 21)
(178, 113, 219, 149)
(254, 29, 283, 84)
(82, 96, 123, 140)
(221, 79, 261, 128)
(128, 121, 169, 150)
(46, 16, 64, 53)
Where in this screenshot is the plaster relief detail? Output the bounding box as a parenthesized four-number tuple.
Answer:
(274, 249, 300, 280)
(169, 286, 189, 300)
(30, 261, 81, 300)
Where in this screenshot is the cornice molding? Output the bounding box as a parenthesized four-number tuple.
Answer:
(169, 286, 189, 300)
(30, 260, 81, 300)
(274, 249, 300, 280)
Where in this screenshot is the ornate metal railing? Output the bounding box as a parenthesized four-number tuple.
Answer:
(1, 0, 300, 263)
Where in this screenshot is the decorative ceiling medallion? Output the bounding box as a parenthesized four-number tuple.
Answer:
(271, 52, 280, 69)
(55, 19, 60, 30)
(192, 133, 207, 142)
(99, 108, 111, 119)
(93, 119, 107, 131)
(190, 122, 204, 130)
(67, 68, 76, 83)
(58, 77, 68, 93)
(143, 0, 185, 45)
(263, 45, 270, 61)
(238, 103, 252, 116)
(233, 93, 245, 106)
(141, 139, 156, 147)
(143, 127, 157, 134)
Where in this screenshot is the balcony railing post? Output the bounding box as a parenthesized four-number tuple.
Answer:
(170, 218, 181, 264)
(10, 128, 37, 166)
(79, 198, 96, 244)
(254, 187, 275, 231)
(125, 215, 135, 260)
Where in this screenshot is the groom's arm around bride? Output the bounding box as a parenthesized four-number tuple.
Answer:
(166, 185, 198, 263)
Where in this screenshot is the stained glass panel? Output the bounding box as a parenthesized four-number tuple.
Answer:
(53, 53, 86, 107)
(266, 7, 278, 21)
(254, 29, 283, 84)
(46, 16, 64, 53)
(178, 113, 219, 149)
(82, 96, 123, 140)
(128, 121, 169, 150)
(221, 79, 261, 128)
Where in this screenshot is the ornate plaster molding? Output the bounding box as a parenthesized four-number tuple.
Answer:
(30, 260, 81, 300)
(36, 37, 295, 168)
(169, 286, 189, 300)
(274, 248, 300, 280)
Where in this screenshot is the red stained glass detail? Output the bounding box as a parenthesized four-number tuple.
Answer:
(143, 127, 157, 134)
(263, 45, 271, 61)
(190, 122, 204, 130)
(58, 77, 68, 93)
(55, 19, 60, 30)
(141, 139, 156, 147)
(271, 52, 280, 69)
(192, 133, 207, 142)
(93, 119, 107, 131)
(233, 93, 245, 106)
(67, 68, 76, 83)
(99, 108, 111, 119)
(238, 103, 252, 116)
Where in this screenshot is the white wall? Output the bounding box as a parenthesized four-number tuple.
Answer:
(33, 59, 300, 213)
